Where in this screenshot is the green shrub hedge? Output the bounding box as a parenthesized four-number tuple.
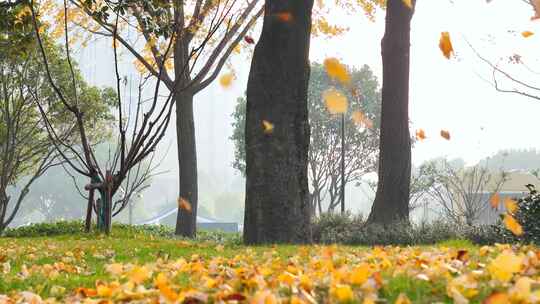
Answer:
(312, 213, 506, 246)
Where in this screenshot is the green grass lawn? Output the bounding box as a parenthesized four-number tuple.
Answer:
(0, 226, 536, 303)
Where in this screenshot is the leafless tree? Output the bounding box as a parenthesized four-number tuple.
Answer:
(421, 159, 507, 226)
(309, 125, 379, 214)
(64, 0, 263, 237)
(28, 0, 204, 234)
(408, 166, 436, 213)
(467, 1, 540, 101)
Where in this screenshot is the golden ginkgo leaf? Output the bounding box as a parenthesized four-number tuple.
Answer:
(504, 198, 518, 214)
(416, 129, 426, 141)
(352, 111, 373, 128)
(331, 284, 354, 302)
(490, 193, 501, 209)
(105, 263, 123, 276)
(275, 12, 292, 22)
(395, 293, 412, 304)
(129, 266, 150, 284)
(323, 88, 348, 114)
(155, 273, 178, 301)
(487, 250, 524, 282)
(440, 130, 451, 140)
(439, 32, 454, 59)
(349, 264, 370, 285)
(262, 120, 274, 134)
(483, 292, 510, 304)
(178, 197, 192, 213)
(503, 214, 523, 236)
(522, 31, 535, 38)
(324, 57, 351, 86)
(219, 73, 234, 88)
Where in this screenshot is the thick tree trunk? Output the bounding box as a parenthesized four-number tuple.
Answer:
(367, 0, 415, 225)
(175, 89, 198, 237)
(243, 0, 314, 244)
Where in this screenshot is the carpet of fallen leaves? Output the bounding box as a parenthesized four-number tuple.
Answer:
(1, 236, 540, 303)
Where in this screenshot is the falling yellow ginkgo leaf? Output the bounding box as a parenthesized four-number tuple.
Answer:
(504, 198, 518, 214)
(352, 111, 373, 128)
(416, 129, 426, 141)
(439, 32, 454, 59)
(490, 193, 501, 209)
(522, 31, 535, 38)
(275, 12, 293, 22)
(504, 214, 523, 236)
(440, 130, 451, 140)
(178, 197, 192, 213)
(323, 88, 348, 114)
(219, 73, 234, 88)
(262, 120, 274, 134)
(324, 57, 351, 86)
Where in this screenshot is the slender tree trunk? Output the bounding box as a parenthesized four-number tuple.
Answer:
(243, 0, 314, 244)
(367, 0, 415, 225)
(172, 25, 199, 237)
(175, 89, 198, 237)
(85, 188, 94, 232)
(0, 192, 8, 234)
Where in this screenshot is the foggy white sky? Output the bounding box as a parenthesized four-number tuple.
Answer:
(76, 0, 540, 209)
(310, 0, 540, 166)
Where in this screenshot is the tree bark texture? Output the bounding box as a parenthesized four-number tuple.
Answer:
(367, 0, 415, 225)
(175, 89, 198, 237)
(85, 188, 94, 233)
(243, 0, 314, 244)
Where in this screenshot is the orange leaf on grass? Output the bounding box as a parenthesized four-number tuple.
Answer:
(75, 287, 97, 297)
(456, 249, 469, 262)
(129, 266, 150, 284)
(155, 273, 178, 302)
(483, 292, 509, 304)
